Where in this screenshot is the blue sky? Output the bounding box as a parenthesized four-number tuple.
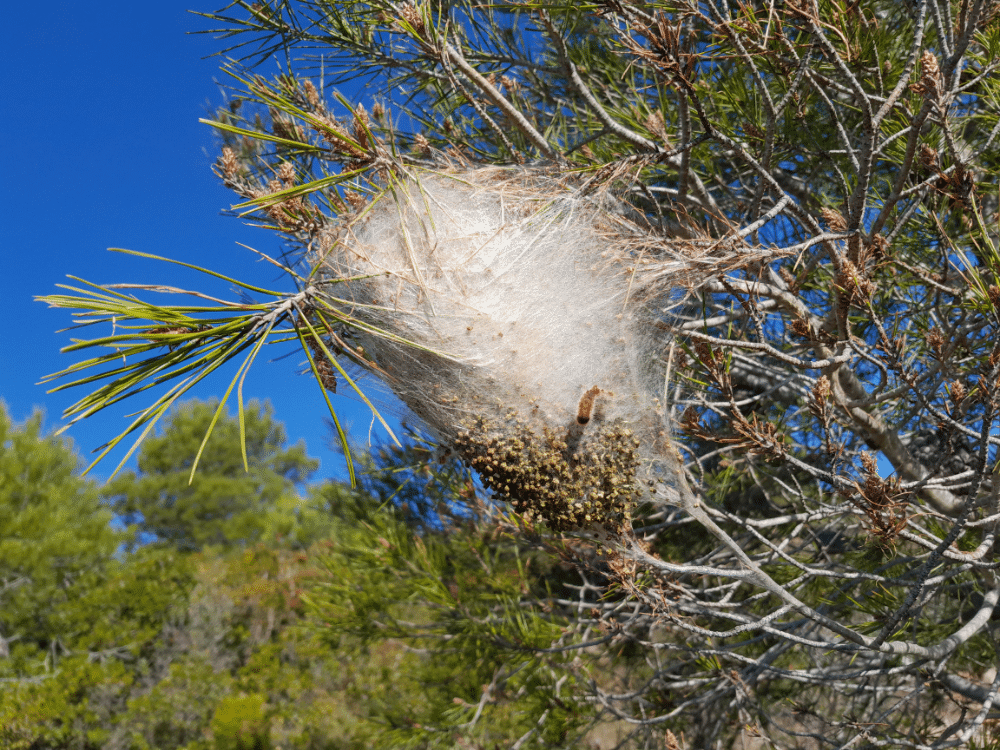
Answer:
(1, 2, 389, 483)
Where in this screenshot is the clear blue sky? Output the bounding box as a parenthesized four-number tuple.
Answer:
(1, 2, 393, 483)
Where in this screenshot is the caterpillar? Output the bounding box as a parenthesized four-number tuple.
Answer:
(307, 336, 337, 393)
(577, 386, 601, 425)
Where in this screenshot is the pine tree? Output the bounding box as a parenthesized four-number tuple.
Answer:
(104, 399, 317, 551)
(40, 1, 1000, 746)
(0, 403, 118, 674)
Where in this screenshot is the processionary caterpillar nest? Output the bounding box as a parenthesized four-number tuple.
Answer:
(315, 167, 754, 533)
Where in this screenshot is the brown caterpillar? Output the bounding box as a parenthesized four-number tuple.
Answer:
(577, 386, 601, 425)
(143, 324, 211, 351)
(307, 337, 337, 393)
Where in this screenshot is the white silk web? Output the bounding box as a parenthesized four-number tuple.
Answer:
(316, 167, 750, 531)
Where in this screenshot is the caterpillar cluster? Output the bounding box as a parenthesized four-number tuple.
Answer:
(453, 413, 640, 533)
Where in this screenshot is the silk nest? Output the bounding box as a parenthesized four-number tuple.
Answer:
(315, 167, 749, 533)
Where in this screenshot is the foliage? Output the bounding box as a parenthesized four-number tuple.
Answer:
(103, 399, 318, 551)
(303, 437, 680, 749)
(0, 404, 345, 749)
(37, 0, 1000, 747)
(0, 411, 648, 748)
(307, 498, 577, 747)
(0, 402, 119, 677)
(0, 513, 360, 749)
